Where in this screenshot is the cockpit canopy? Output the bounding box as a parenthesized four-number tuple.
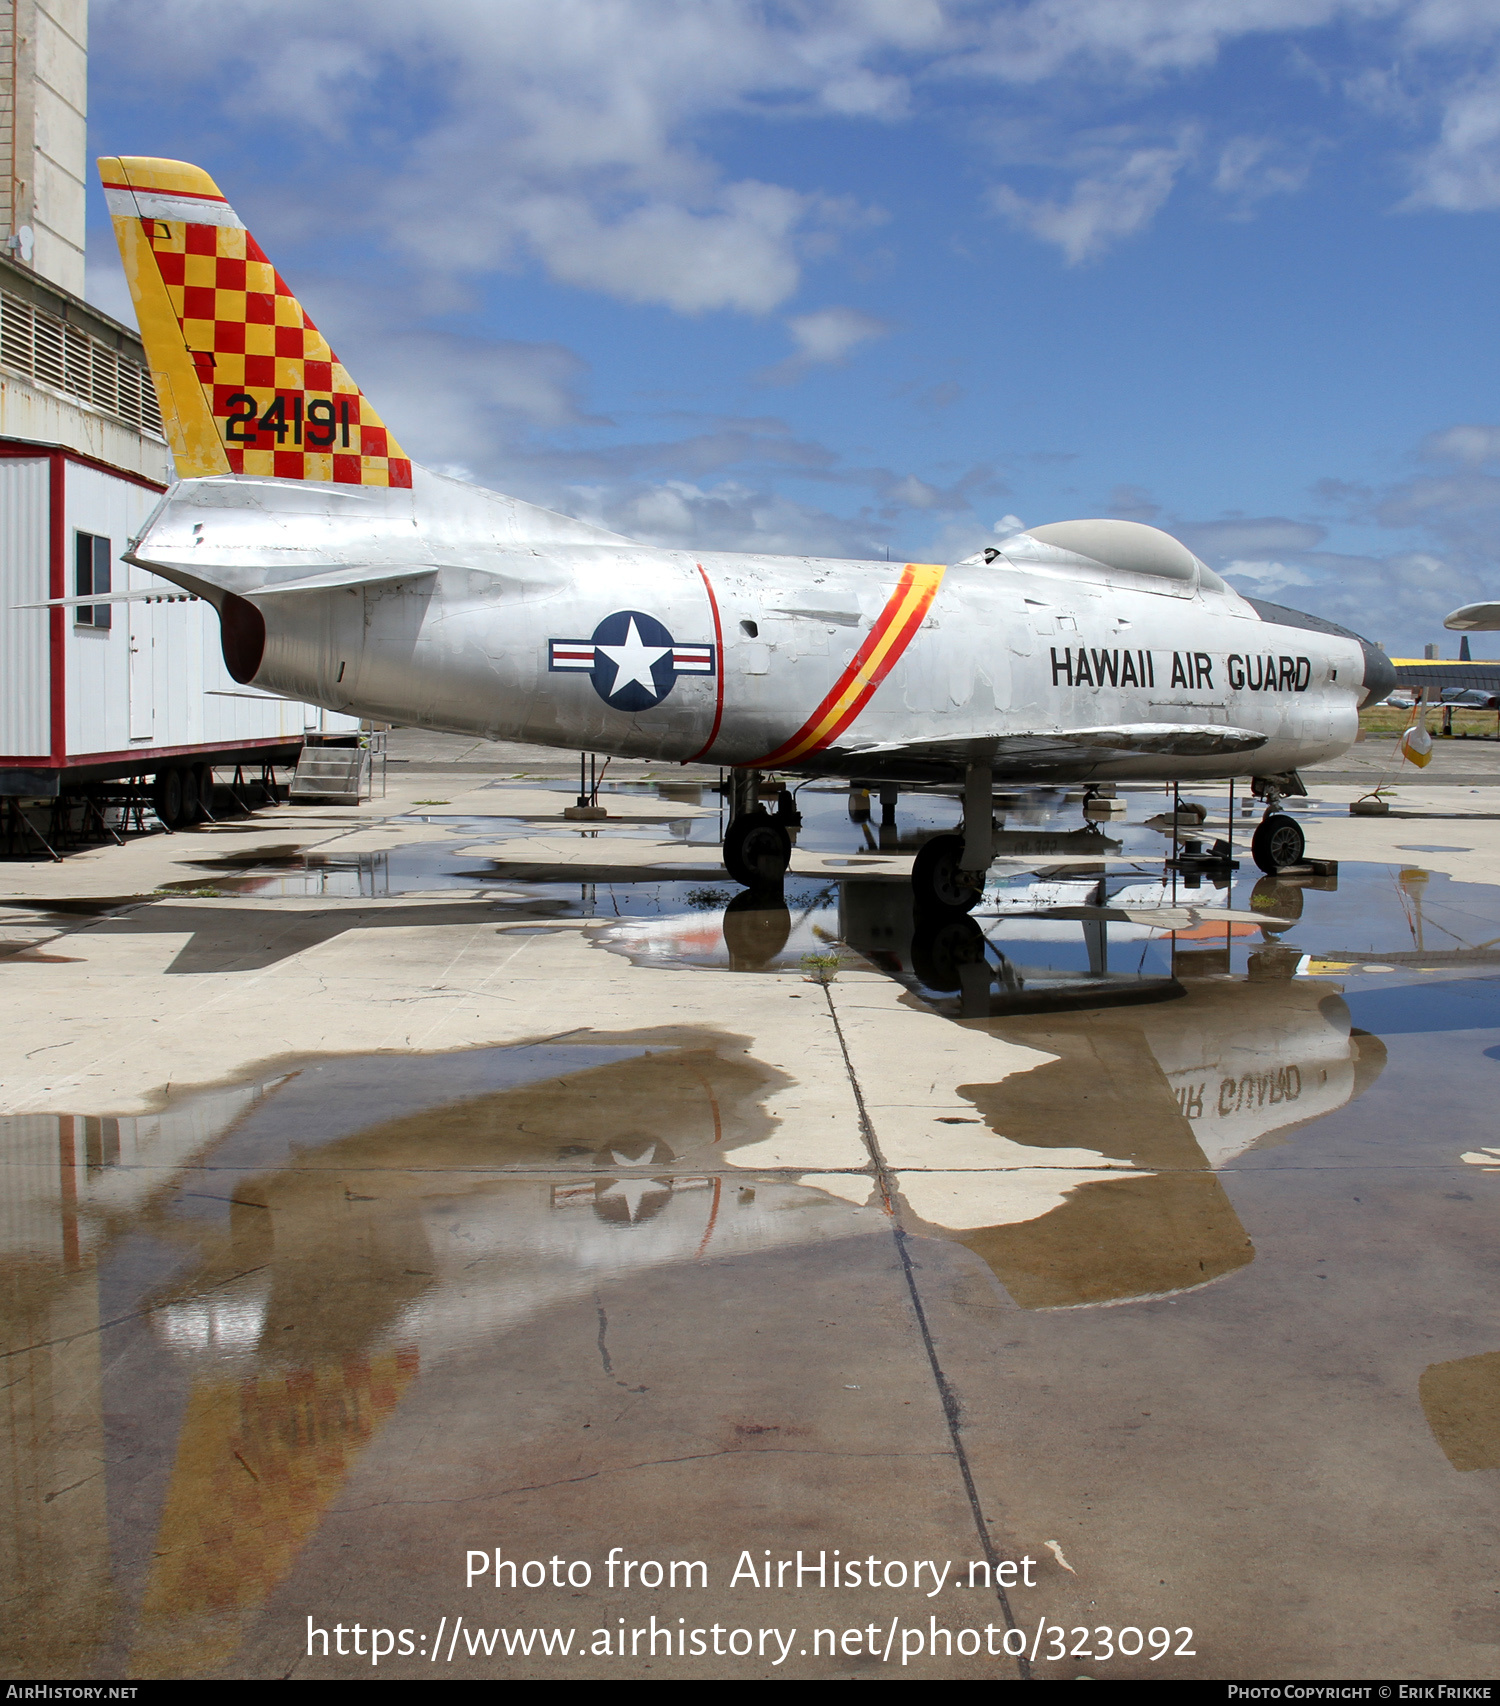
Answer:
(961, 518, 1229, 596)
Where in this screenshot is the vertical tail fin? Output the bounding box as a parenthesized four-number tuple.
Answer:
(98, 156, 411, 488)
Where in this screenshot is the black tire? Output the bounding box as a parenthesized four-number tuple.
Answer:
(722, 890, 792, 969)
(194, 763, 215, 818)
(1251, 813, 1305, 874)
(910, 913, 987, 993)
(179, 766, 201, 824)
(911, 832, 982, 913)
(1248, 876, 1303, 929)
(723, 812, 792, 886)
(152, 767, 183, 828)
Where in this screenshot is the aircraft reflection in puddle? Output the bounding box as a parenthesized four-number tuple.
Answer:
(0, 1041, 853, 1674)
(601, 866, 1280, 1000)
(0, 950, 1383, 1673)
(599, 881, 1384, 1315)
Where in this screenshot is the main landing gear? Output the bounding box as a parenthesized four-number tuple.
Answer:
(721, 770, 798, 886)
(1249, 777, 1306, 874)
(911, 762, 993, 914)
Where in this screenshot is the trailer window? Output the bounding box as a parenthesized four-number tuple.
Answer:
(75, 532, 111, 629)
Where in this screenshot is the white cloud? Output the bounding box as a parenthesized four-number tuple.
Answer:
(89, 0, 1500, 322)
(1220, 558, 1317, 594)
(574, 478, 888, 557)
(757, 305, 891, 381)
(1177, 516, 1328, 557)
(961, 0, 1391, 85)
(1199, 423, 1500, 651)
(989, 135, 1195, 263)
(1401, 66, 1500, 210)
(92, 0, 913, 316)
(505, 185, 810, 315)
(787, 305, 890, 363)
(1214, 135, 1314, 207)
(1421, 424, 1500, 464)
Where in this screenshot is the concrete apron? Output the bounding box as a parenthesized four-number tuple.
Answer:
(4, 778, 1500, 1680)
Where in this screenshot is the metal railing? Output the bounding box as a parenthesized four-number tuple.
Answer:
(0, 285, 165, 437)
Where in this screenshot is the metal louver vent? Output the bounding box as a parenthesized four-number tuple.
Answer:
(0, 287, 165, 438)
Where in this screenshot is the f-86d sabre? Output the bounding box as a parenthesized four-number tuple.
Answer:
(88, 155, 1394, 908)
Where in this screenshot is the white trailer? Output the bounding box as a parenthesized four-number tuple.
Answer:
(0, 260, 358, 841)
(0, 438, 357, 825)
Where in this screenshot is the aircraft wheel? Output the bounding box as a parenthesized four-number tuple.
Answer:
(1251, 812, 1305, 874)
(911, 832, 982, 913)
(723, 812, 791, 886)
(910, 912, 987, 993)
(1249, 876, 1304, 931)
(152, 767, 184, 829)
(179, 765, 201, 824)
(722, 889, 792, 969)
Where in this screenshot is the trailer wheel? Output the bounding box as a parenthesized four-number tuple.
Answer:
(152, 768, 183, 828)
(179, 766, 201, 824)
(194, 763, 215, 819)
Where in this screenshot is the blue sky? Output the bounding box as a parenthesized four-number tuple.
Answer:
(85, 1, 1500, 656)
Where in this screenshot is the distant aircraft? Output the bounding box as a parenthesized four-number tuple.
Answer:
(87, 156, 1394, 904)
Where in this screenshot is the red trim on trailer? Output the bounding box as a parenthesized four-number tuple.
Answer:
(0, 436, 169, 493)
(0, 735, 308, 770)
(48, 451, 65, 761)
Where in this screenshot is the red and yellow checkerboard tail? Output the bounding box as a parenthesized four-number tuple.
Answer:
(98, 155, 412, 488)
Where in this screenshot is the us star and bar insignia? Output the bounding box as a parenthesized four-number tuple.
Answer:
(549, 610, 716, 713)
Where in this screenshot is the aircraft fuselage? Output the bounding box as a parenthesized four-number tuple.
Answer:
(130, 471, 1370, 786)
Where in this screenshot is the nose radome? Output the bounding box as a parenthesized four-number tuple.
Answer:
(1357, 635, 1397, 708)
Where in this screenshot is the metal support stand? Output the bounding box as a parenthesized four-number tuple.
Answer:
(1164, 778, 1237, 883)
(6, 797, 61, 861)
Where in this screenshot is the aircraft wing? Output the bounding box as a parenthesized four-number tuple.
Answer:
(1445, 602, 1500, 631)
(818, 722, 1267, 782)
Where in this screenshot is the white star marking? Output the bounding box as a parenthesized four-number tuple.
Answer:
(596, 618, 671, 699)
(598, 1176, 670, 1222)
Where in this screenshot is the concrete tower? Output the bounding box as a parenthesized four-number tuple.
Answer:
(0, 0, 87, 298)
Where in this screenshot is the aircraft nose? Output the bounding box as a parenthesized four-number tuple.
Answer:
(1357, 634, 1397, 708)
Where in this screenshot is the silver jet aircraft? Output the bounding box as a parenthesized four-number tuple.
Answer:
(91, 156, 1394, 908)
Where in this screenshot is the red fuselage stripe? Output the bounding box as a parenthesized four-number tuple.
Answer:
(683, 563, 726, 764)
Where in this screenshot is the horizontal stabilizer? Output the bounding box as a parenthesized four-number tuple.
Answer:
(237, 563, 439, 596)
(204, 689, 304, 702)
(12, 590, 201, 610)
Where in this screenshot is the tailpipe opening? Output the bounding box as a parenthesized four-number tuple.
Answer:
(220, 592, 266, 684)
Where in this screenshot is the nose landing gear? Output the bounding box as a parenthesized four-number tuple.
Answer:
(1250, 812, 1305, 874)
(1249, 776, 1307, 874)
